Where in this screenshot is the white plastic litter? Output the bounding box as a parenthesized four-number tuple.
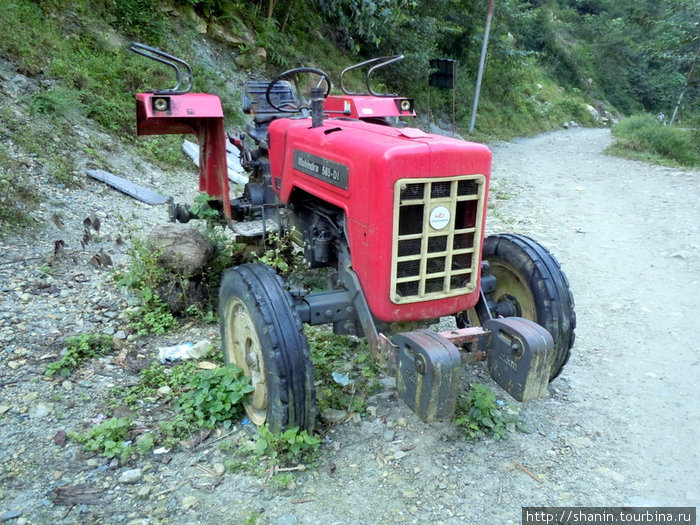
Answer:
(158, 339, 211, 363)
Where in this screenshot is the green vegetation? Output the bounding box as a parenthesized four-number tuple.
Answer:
(115, 239, 179, 336)
(175, 365, 253, 429)
(455, 383, 519, 440)
(306, 327, 381, 416)
(608, 114, 700, 168)
(46, 333, 115, 378)
(115, 226, 245, 332)
(115, 359, 199, 407)
(254, 231, 303, 274)
(253, 424, 321, 466)
(69, 417, 136, 462)
(1, 0, 697, 230)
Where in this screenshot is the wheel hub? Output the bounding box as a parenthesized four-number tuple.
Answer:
(223, 298, 269, 426)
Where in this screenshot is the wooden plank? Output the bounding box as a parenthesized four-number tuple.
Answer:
(86, 169, 168, 205)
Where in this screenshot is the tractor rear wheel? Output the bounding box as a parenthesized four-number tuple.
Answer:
(219, 263, 316, 432)
(480, 233, 575, 380)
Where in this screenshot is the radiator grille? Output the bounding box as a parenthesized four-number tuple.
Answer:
(391, 175, 486, 304)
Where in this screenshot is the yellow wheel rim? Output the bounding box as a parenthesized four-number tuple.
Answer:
(488, 261, 537, 321)
(222, 297, 268, 425)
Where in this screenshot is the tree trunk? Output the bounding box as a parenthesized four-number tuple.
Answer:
(281, 0, 295, 32)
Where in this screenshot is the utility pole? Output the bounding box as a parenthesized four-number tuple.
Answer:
(469, 0, 495, 134)
(670, 60, 695, 126)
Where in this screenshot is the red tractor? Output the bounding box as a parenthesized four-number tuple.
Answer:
(130, 44, 575, 432)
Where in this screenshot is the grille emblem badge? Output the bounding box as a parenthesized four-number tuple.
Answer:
(429, 205, 450, 230)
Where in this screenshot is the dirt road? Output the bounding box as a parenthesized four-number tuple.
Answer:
(487, 128, 700, 506)
(1, 127, 698, 525)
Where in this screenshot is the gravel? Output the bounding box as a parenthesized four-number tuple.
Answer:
(1, 124, 699, 524)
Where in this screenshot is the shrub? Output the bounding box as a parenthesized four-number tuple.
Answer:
(610, 114, 699, 167)
(455, 383, 519, 440)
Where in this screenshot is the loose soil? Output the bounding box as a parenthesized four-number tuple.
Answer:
(1, 128, 698, 525)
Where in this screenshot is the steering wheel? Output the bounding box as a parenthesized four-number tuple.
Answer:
(265, 67, 332, 114)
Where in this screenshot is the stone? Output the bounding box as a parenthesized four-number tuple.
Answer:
(119, 468, 143, 484)
(157, 385, 172, 397)
(320, 408, 348, 424)
(181, 495, 198, 510)
(28, 402, 53, 418)
(379, 376, 397, 390)
(1, 510, 22, 522)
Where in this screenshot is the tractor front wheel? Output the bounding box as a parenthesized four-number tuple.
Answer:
(478, 233, 576, 380)
(219, 263, 316, 432)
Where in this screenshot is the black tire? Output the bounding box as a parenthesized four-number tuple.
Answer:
(482, 233, 576, 380)
(219, 263, 316, 432)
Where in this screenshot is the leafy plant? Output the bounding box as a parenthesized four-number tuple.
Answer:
(115, 239, 179, 335)
(175, 365, 253, 429)
(70, 417, 134, 462)
(454, 383, 519, 440)
(115, 359, 199, 407)
(254, 231, 303, 274)
(46, 333, 114, 378)
(190, 192, 222, 221)
(306, 327, 381, 415)
(253, 424, 321, 467)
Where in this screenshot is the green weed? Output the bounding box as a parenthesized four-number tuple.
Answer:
(115, 239, 178, 335)
(455, 383, 519, 440)
(46, 333, 114, 378)
(175, 365, 253, 429)
(253, 424, 321, 467)
(254, 231, 303, 275)
(70, 417, 134, 462)
(115, 360, 198, 407)
(306, 327, 381, 415)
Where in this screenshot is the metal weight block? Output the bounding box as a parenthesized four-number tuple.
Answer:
(392, 330, 461, 422)
(484, 317, 553, 402)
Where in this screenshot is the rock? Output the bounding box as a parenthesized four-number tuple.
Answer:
(277, 515, 298, 525)
(212, 463, 225, 476)
(393, 450, 408, 460)
(1, 510, 22, 522)
(28, 402, 53, 418)
(596, 467, 625, 483)
(157, 385, 172, 397)
(207, 22, 250, 46)
(585, 104, 600, 122)
(119, 468, 143, 484)
(321, 408, 348, 424)
(181, 495, 198, 510)
(379, 376, 396, 390)
(137, 486, 151, 499)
